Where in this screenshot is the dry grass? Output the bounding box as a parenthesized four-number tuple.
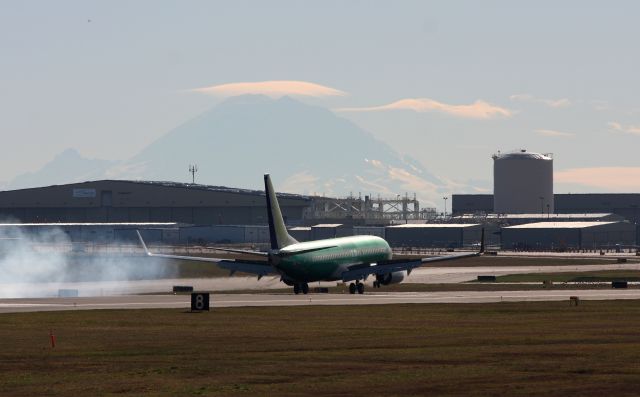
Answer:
(2, 302, 640, 396)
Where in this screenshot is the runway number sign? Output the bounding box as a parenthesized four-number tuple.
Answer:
(191, 293, 210, 311)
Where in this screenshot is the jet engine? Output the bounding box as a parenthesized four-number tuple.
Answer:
(375, 270, 406, 286)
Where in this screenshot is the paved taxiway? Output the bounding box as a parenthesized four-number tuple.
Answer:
(2, 289, 640, 313)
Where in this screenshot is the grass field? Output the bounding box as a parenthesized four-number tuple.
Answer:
(3, 302, 640, 396)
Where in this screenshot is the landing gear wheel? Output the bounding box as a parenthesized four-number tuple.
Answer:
(349, 283, 356, 294)
(301, 283, 309, 295)
(357, 282, 365, 294)
(373, 281, 380, 288)
(293, 284, 300, 295)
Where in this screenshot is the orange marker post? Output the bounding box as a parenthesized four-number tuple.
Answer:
(49, 330, 56, 348)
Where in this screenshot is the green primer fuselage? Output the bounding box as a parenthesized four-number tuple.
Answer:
(274, 235, 392, 283)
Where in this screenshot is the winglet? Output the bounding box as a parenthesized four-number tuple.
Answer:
(136, 230, 152, 256)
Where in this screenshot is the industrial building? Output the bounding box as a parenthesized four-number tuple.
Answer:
(452, 194, 640, 224)
(493, 150, 554, 214)
(2, 152, 640, 250)
(385, 224, 483, 248)
(501, 221, 637, 250)
(452, 213, 623, 225)
(0, 180, 438, 226)
(0, 222, 177, 243)
(0, 180, 311, 225)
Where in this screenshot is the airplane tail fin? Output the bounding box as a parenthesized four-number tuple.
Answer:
(264, 174, 298, 250)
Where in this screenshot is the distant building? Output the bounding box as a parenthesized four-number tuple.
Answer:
(452, 193, 640, 224)
(493, 150, 554, 214)
(0, 180, 310, 225)
(501, 221, 636, 250)
(310, 224, 353, 240)
(0, 222, 177, 243)
(385, 224, 483, 248)
(452, 213, 623, 225)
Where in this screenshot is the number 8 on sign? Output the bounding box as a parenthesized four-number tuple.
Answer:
(191, 293, 210, 311)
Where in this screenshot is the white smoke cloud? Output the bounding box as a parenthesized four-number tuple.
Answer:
(0, 225, 174, 298)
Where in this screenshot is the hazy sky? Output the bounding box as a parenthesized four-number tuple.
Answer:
(2, 1, 640, 193)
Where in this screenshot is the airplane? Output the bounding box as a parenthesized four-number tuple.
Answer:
(137, 174, 484, 295)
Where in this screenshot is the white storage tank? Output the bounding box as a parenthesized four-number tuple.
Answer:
(493, 149, 554, 214)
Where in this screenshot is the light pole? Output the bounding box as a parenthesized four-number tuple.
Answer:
(443, 196, 448, 218)
(189, 164, 198, 184)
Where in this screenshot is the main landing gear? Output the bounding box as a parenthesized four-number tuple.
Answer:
(348, 280, 365, 295)
(293, 283, 309, 295)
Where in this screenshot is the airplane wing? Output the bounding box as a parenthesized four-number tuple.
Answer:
(137, 231, 276, 278)
(341, 258, 423, 282)
(340, 251, 482, 283)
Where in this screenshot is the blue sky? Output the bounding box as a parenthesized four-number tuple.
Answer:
(2, 1, 640, 193)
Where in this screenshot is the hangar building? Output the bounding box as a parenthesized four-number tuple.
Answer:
(452, 213, 623, 225)
(0, 180, 311, 225)
(452, 193, 640, 224)
(501, 221, 637, 250)
(385, 224, 483, 248)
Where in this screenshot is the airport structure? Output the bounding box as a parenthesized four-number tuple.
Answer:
(385, 224, 483, 248)
(0, 180, 311, 225)
(452, 194, 640, 225)
(493, 149, 554, 214)
(501, 221, 636, 250)
(0, 180, 435, 226)
(1, 149, 639, 249)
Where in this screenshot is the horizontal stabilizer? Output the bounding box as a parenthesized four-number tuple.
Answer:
(209, 247, 268, 257)
(136, 230, 276, 277)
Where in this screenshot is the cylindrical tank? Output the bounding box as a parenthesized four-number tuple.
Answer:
(493, 149, 553, 214)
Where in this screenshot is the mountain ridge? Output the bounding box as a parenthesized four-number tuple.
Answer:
(6, 96, 464, 207)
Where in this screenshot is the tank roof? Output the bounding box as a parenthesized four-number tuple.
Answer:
(492, 149, 552, 161)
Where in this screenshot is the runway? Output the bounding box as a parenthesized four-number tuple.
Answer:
(3, 263, 639, 299)
(2, 289, 640, 313)
(2, 262, 640, 313)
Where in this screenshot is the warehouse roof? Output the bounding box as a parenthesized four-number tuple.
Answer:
(504, 221, 619, 229)
(2, 179, 309, 200)
(455, 213, 615, 219)
(388, 223, 480, 228)
(453, 213, 621, 222)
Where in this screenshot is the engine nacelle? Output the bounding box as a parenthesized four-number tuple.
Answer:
(376, 271, 406, 286)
